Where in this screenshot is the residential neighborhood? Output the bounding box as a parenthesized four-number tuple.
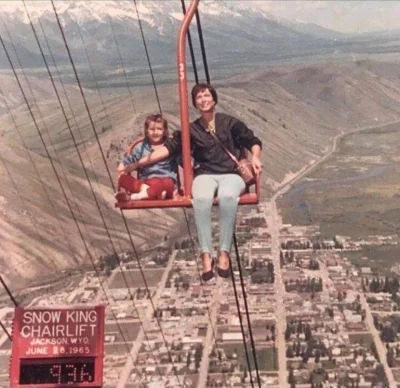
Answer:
(1, 198, 399, 388)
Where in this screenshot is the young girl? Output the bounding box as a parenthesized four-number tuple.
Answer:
(116, 114, 176, 201)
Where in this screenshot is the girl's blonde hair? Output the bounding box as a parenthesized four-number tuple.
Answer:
(144, 114, 169, 139)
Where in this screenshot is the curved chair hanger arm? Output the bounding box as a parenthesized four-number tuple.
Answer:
(177, 0, 200, 199)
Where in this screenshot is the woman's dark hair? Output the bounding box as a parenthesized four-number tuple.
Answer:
(191, 83, 218, 108)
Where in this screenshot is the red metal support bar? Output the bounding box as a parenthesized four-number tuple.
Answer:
(177, 0, 200, 199)
(115, 0, 260, 210)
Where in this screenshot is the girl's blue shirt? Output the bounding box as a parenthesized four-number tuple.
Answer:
(123, 139, 177, 182)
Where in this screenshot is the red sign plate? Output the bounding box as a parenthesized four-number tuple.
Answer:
(10, 305, 105, 388)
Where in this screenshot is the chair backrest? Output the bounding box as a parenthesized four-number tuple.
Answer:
(122, 137, 257, 196)
(125, 136, 145, 158)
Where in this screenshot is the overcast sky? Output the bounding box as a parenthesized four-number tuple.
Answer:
(248, 0, 400, 33)
(1, 1, 400, 34)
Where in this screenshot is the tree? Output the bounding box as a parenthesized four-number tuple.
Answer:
(305, 325, 312, 341)
(285, 326, 292, 340)
(315, 350, 321, 363)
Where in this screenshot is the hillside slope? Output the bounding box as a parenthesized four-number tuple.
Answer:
(1, 60, 400, 284)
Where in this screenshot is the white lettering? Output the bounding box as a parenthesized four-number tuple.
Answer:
(179, 63, 185, 80)
(56, 325, 65, 337)
(22, 311, 32, 324)
(66, 310, 97, 324)
(26, 347, 48, 355)
(21, 326, 31, 338)
(66, 310, 75, 323)
(22, 310, 61, 324)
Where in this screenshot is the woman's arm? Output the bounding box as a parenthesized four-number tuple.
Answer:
(251, 144, 263, 175)
(119, 146, 171, 174)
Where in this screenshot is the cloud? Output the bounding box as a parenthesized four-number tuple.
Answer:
(244, 0, 400, 33)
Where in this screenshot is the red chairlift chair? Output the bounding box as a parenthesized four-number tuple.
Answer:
(115, 0, 260, 210)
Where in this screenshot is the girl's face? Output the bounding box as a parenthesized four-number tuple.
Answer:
(147, 121, 165, 145)
(195, 89, 215, 113)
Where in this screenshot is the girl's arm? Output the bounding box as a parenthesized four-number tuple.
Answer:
(119, 146, 171, 174)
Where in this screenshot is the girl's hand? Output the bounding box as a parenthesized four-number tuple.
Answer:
(252, 156, 263, 175)
(117, 163, 127, 174)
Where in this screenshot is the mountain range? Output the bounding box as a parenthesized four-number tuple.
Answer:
(0, 0, 370, 72)
(1, 1, 400, 285)
(2, 59, 400, 284)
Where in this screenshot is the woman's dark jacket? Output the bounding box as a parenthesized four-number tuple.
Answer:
(165, 113, 262, 177)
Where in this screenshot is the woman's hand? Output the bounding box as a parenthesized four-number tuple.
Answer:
(252, 155, 263, 175)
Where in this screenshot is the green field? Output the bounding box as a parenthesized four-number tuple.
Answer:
(216, 343, 278, 371)
(345, 245, 400, 274)
(109, 269, 165, 289)
(106, 322, 141, 343)
(0, 355, 9, 382)
(278, 125, 400, 242)
(348, 333, 374, 348)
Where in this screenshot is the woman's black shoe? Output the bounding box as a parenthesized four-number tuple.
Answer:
(217, 266, 231, 278)
(201, 259, 215, 282)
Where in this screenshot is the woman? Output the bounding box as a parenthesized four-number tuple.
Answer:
(118, 83, 262, 281)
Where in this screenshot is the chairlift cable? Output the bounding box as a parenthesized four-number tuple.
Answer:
(22, 2, 165, 378)
(132, 0, 162, 113)
(181, 2, 262, 383)
(182, 211, 229, 386)
(194, 8, 210, 84)
(0, 321, 12, 342)
(1, 22, 145, 378)
(35, 11, 125, 255)
(190, 4, 262, 384)
(21, 0, 122, 269)
(72, 17, 113, 129)
(106, 12, 138, 118)
(51, 2, 183, 384)
(1, 35, 88, 268)
(2, 15, 90, 266)
(1, 25, 81, 266)
(180, 0, 199, 84)
(133, 5, 228, 383)
(0, 80, 64, 271)
(0, 276, 18, 307)
(228, 256, 255, 387)
(0, 153, 58, 272)
(233, 233, 262, 387)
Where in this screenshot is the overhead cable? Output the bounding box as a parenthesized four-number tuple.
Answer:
(190, 3, 261, 384)
(2, 17, 84, 265)
(180, 0, 199, 84)
(22, 1, 163, 378)
(1, 24, 143, 374)
(0, 276, 18, 307)
(131, 4, 228, 384)
(106, 12, 138, 117)
(0, 321, 12, 341)
(234, 233, 262, 387)
(194, 8, 210, 84)
(229, 255, 255, 387)
(35, 11, 124, 255)
(132, 0, 162, 113)
(50, 2, 182, 384)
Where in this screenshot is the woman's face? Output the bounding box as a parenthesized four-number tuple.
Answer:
(195, 89, 215, 113)
(147, 121, 165, 145)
